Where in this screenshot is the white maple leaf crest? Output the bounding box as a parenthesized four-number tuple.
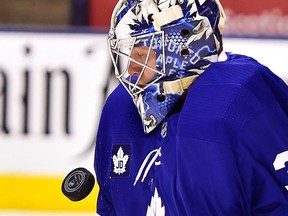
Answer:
(113, 147, 129, 175)
(146, 188, 165, 216)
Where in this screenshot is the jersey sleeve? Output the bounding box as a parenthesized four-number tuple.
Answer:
(234, 69, 288, 214)
(95, 135, 116, 216)
(96, 188, 116, 215)
(236, 105, 288, 214)
(94, 85, 129, 216)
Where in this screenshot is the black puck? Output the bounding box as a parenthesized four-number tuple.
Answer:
(61, 167, 95, 201)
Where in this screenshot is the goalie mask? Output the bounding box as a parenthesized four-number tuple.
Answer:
(108, 0, 226, 133)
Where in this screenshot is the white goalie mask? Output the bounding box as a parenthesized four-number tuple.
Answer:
(108, 0, 226, 133)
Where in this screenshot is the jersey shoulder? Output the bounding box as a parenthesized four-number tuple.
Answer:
(97, 84, 142, 135)
(200, 53, 276, 86)
(179, 53, 288, 140)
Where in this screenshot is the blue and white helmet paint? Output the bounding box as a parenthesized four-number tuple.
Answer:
(108, 0, 226, 133)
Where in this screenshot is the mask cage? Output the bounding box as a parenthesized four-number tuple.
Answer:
(108, 31, 166, 96)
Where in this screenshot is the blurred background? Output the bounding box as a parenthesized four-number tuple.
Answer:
(0, 0, 287, 215)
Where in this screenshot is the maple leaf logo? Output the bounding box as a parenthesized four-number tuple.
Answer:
(113, 147, 129, 175)
(146, 188, 165, 216)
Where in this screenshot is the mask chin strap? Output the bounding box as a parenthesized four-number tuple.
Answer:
(162, 75, 199, 94)
(152, 5, 184, 31)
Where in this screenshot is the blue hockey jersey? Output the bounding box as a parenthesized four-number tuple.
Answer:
(94, 53, 288, 215)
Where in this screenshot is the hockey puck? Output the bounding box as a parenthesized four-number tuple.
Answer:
(62, 167, 95, 201)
